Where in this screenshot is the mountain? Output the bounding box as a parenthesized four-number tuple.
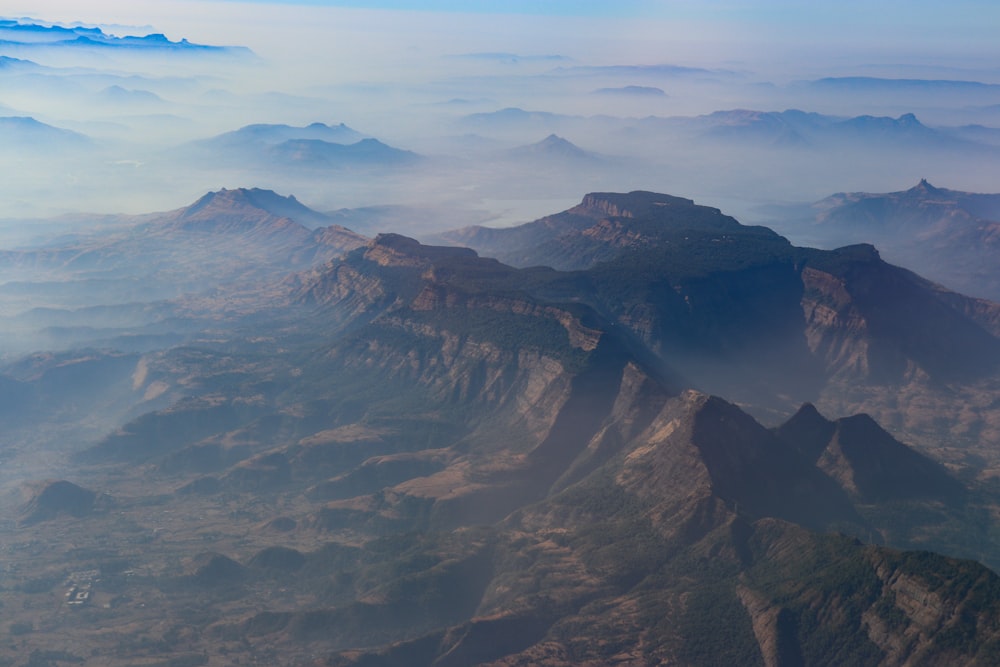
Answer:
(802, 76, 1000, 95)
(0, 18, 252, 55)
(460, 107, 574, 131)
(164, 186, 336, 231)
(18, 479, 97, 526)
(266, 137, 421, 168)
(642, 109, 972, 150)
(593, 85, 666, 96)
(0, 188, 368, 306)
(97, 85, 166, 107)
(197, 122, 366, 150)
(776, 403, 964, 503)
(503, 134, 603, 163)
(804, 180, 1000, 301)
(188, 124, 419, 169)
(435, 190, 768, 270)
(0, 116, 91, 149)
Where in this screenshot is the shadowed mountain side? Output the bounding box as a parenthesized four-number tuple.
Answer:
(18, 480, 97, 526)
(776, 403, 964, 504)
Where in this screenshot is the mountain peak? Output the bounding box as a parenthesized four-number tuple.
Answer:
(177, 187, 330, 229)
(506, 133, 595, 161)
(909, 178, 942, 195)
(824, 413, 964, 503)
(774, 403, 837, 463)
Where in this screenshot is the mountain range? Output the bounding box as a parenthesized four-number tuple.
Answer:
(0, 18, 251, 55)
(186, 122, 421, 170)
(3, 188, 1000, 664)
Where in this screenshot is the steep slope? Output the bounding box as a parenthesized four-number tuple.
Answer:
(776, 403, 964, 504)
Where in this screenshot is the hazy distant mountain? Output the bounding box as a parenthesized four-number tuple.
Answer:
(593, 85, 666, 96)
(457, 106, 984, 157)
(96, 85, 165, 106)
(644, 109, 972, 150)
(802, 76, 1000, 94)
(266, 137, 421, 168)
(805, 179, 1000, 300)
(0, 116, 91, 148)
(447, 51, 570, 63)
(199, 122, 366, 150)
(0, 18, 252, 55)
(553, 63, 737, 78)
(0, 55, 41, 70)
(502, 133, 602, 162)
(459, 107, 580, 132)
(187, 123, 419, 170)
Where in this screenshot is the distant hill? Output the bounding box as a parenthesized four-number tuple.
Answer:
(638, 109, 972, 150)
(0, 116, 91, 149)
(503, 134, 602, 162)
(198, 122, 366, 150)
(266, 137, 421, 168)
(593, 85, 666, 96)
(188, 124, 420, 169)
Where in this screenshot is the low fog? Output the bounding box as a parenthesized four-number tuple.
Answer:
(0, 1, 997, 224)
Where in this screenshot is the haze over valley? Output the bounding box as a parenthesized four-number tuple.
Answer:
(3, 2, 1000, 666)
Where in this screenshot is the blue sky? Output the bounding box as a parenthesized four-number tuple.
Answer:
(207, 0, 657, 14)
